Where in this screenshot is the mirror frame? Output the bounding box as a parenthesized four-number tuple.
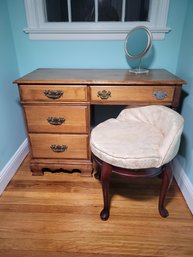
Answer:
(124, 26, 152, 59)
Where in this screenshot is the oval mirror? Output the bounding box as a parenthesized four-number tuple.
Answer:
(124, 26, 152, 74)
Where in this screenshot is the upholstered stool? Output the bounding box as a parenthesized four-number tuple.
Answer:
(90, 105, 184, 220)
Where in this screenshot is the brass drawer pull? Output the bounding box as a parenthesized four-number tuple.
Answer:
(47, 117, 65, 125)
(44, 90, 64, 99)
(97, 90, 111, 100)
(50, 144, 68, 152)
(152, 90, 167, 100)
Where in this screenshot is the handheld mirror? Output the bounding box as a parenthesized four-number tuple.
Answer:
(124, 26, 152, 74)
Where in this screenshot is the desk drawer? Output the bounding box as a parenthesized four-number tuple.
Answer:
(29, 134, 88, 159)
(24, 105, 88, 133)
(91, 86, 175, 104)
(20, 85, 87, 102)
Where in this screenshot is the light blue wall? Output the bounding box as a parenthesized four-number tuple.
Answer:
(8, 0, 187, 76)
(176, 0, 193, 183)
(0, 0, 26, 170)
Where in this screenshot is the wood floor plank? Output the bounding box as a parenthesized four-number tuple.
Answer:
(0, 156, 192, 257)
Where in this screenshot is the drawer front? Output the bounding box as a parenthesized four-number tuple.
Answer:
(91, 86, 175, 104)
(24, 105, 88, 133)
(29, 134, 88, 159)
(20, 85, 87, 102)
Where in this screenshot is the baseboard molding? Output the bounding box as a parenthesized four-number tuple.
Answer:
(172, 158, 193, 214)
(0, 138, 29, 195)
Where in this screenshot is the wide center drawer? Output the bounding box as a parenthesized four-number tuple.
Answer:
(20, 85, 87, 102)
(29, 134, 88, 159)
(24, 105, 88, 133)
(91, 85, 175, 104)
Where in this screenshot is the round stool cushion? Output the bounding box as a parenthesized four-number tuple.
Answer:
(90, 105, 184, 169)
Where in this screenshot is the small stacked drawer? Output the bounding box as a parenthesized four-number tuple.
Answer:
(19, 84, 90, 173)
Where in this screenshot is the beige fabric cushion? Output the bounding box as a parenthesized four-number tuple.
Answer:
(90, 105, 184, 169)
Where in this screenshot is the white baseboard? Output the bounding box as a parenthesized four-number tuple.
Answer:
(0, 138, 29, 195)
(172, 158, 193, 214)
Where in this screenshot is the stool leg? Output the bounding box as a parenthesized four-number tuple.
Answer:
(100, 162, 112, 221)
(92, 160, 101, 180)
(159, 163, 173, 218)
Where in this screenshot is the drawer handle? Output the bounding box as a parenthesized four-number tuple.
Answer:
(97, 90, 111, 100)
(47, 117, 65, 125)
(44, 90, 64, 99)
(50, 144, 68, 152)
(152, 90, 167, 100)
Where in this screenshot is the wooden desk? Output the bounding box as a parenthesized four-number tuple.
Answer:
(14, 69, 185, 176)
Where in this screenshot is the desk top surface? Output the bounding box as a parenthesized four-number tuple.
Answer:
(14, 69, 185, 85)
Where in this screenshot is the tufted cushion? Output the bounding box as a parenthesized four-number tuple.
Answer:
(90, 105, 184, 169)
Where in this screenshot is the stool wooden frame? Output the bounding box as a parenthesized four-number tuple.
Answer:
(93, 155, 173, 221)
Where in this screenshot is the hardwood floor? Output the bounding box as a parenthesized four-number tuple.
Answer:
(0, 156, 192, 257)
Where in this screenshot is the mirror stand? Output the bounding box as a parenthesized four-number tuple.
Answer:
(129, 58, 149, 74)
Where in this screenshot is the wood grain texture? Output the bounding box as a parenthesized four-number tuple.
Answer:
(14, 69, 185, 85)
(91, 85, 174, 104)
(29, 134, 89, 159)
(0, 156, 192, 257)
(24, 105, 88, 133)
(20, 85, 87, 102)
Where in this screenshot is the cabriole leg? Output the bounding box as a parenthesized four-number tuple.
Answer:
(100, 162, 112, 221)
(159, 163, 173, 218)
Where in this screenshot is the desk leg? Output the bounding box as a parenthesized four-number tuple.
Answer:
(30, 159, 93, 176)
(30, 164, 44, 176)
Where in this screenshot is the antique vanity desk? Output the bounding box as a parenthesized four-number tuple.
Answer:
(14, 69, 185, 176)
